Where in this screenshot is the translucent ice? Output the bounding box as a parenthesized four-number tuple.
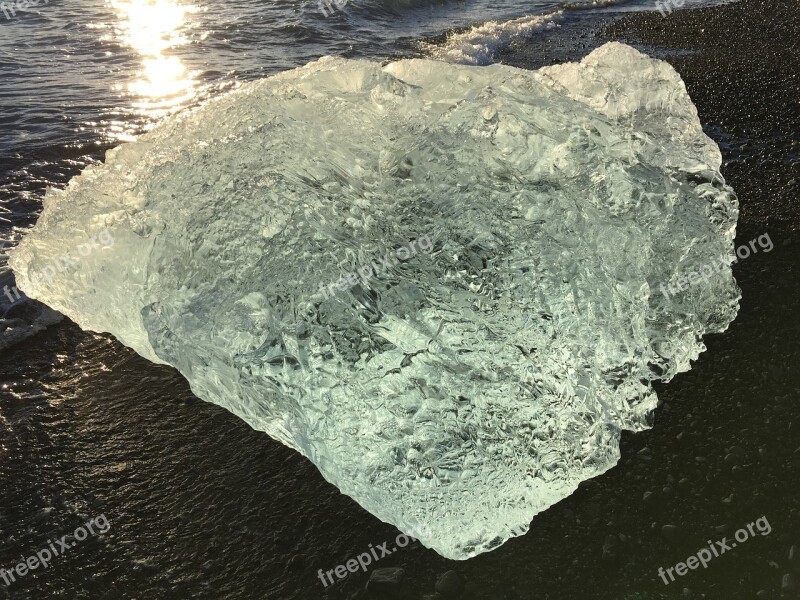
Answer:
(9, 42, 739, 559)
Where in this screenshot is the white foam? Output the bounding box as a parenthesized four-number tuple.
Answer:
(420, 11, 562, 65)
(0, 302, 63, 351)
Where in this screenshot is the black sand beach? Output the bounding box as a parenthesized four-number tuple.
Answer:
(0, 1, 798, 599)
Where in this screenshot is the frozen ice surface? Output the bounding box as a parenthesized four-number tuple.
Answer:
(9, 42, 739, 559)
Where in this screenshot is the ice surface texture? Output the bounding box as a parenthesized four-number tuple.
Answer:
(10, 42, 739, 559)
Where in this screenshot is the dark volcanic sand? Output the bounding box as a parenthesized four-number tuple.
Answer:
(1, 1, 799, 600)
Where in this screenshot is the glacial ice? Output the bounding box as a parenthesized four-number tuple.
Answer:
(9, 42, 739, 559)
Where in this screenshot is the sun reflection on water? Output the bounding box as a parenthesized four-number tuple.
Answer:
(106, 0, 201, 136)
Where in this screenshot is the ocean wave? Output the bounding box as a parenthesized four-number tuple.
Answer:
(418, 11, 564, 64)
(418, 0, 633, 65)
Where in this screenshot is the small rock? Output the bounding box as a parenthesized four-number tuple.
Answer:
(601, 533, 619, 560)
(367, 567, 405, 595)
(662, 525, 679, 542)
(585, 502, 601, 519)
(724, 453, 738, 465)
(287, 554, 305, 572)
(782, 574, 795, 593)
(464, 581, 477, 597)
(436, 570, 464, 597)
(601, 545, 617, 562)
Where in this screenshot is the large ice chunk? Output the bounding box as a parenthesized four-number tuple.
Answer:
(9, 42, 739, 559)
